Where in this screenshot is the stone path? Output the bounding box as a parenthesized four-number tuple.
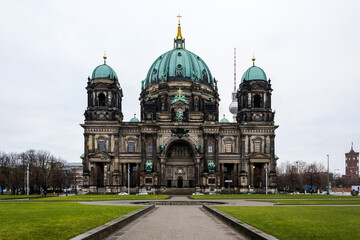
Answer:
(105, 205, 248, 240)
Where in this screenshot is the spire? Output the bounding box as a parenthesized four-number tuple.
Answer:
(174, 14, 185, 49)
(103, 52, 107, 64)
(351, 142, 354, 151)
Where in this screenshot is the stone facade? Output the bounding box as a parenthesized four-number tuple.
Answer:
(81, 22, 278, 194)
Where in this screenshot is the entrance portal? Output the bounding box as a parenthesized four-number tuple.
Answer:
(177, 177, 183, 188)
(165, 141, 195, 188)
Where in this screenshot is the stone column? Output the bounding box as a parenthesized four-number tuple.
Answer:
(203, 133, 208, 172)
(161, 160, 165, 186)
(220, 163, 224, 187)
(136, 163, 140, 187)
(122, 163, 127, 187)
(119, 163, 123, 186)
(141, 134, 146, 170)
(235, 163, 239, 186)
(195, 157, 200, 186)
(214, 134, 219, 171)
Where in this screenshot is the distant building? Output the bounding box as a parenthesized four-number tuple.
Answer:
(345, 143, 359, 179)
(64, 162, 83, 190)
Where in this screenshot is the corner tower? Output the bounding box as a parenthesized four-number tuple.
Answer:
(81, 55, 123, 192)
(236, 57, 278, 192)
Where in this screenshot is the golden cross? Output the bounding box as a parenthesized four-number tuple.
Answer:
(177, 88, 182, 96)
(177, 14, 182, 25)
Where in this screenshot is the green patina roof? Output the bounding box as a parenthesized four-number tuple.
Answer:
(130, 116, 139, 122)
(144, 48, 214, 89)
(92, 63, 118, 80)
(241, 65, 267, 83)
(220, 117, 230, 123)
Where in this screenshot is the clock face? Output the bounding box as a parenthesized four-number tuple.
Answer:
(255, 114, 261, 121)
(98, 113, 105, 119)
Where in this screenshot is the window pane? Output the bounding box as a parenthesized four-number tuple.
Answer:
(98, 141, 105, 151)
(208, 145, 213, 153)
(148, 145, 152, 153)
(128, 142, 134, 152)
(225, 143, 232, 153)
(255, 142, 260, 152)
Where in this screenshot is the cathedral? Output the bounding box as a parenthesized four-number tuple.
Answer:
(81, 18, 279, 194)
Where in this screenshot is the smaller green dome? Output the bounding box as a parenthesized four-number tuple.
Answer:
(220, 115, 230, 123)
(92, 58, 118, 80)
(130, 114, 139, 122)
(241, 65, 267, 83)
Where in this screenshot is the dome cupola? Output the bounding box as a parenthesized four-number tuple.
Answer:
(220, 114, 230, 123)
(241, 57, 267, 82)
(142, 16, 215, 90)
(130, 113, 139, 122)
(92, 55, 118, 80)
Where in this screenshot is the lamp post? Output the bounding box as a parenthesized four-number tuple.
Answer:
(296, 161, 299, 174)
(327, 155, 330, 194)
(265, 163, 268, 195)
(128, 163, 130, 195)
(26, 164, 29, 195)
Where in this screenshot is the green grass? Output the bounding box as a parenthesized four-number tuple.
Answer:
(259, 199, 360, 205)
(215, 206, 360, 240)
(0, 201, 142, 240)
(32, 194, 169, 201)
(0, 195, 42, 200)
(190, 194, 358, 199)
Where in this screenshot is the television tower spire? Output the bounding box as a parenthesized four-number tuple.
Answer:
(229, 47, 238, 122)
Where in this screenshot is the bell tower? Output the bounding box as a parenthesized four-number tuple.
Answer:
(236, 57, 278, 191)
(81, 55, 123, 192)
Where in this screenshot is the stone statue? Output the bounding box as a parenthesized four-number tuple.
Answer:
(177, 109, 183, 122)
(208, 161, 215, 174)
(195, 145, 201, 153)
(145, 161, 152, 173)
(159, 145, 165, 153)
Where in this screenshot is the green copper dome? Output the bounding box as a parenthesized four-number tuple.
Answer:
(92, 57, 118, 80)
(220, 116, 230, 123)
(129, 114, 139, 122)
(241, 60, 267, 83)
(143, 48, 214, 89)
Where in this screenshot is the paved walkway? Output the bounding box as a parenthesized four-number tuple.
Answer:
(105, 205, 248, 240)
(79, 195, 276, 207)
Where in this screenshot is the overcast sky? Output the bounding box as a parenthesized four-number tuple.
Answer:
(1, 0, 359, 175)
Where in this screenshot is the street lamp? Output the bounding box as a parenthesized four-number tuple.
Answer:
(265, 163, 268, 195)
(327, 155, 330, 194)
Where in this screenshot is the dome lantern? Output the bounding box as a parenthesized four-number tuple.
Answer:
(174, 14, 185, 49)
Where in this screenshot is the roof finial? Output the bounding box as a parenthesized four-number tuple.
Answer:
(223, 114, 226, 118)
(103, 52, 107, 64)
(177, 14, 182, 25)
(252, 54, 256, 66)
(134, 113, 136, 117)
(351, 142, 354, 151)
(174, 14, 185, 49)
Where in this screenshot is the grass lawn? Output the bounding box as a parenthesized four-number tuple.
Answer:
(32, 194, 169, 201)
(0, 195, 42, 200)
(0, 201, 142, 240)
(191, 194, 358, 200)
(259, 199, 360, 205)
(215, 206, 360, 240)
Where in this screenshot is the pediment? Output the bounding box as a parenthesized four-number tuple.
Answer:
(249, 152, 270, 159)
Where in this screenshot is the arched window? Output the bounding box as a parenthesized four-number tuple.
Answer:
(254, 95, 261, 108)
(98, 93, 106, 106)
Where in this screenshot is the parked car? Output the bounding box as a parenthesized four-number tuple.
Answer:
(136, 192, 148, 195)
(192, 192, 204, 195)
(118, 192, 128, 195)
(209, 192, 219, 195)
